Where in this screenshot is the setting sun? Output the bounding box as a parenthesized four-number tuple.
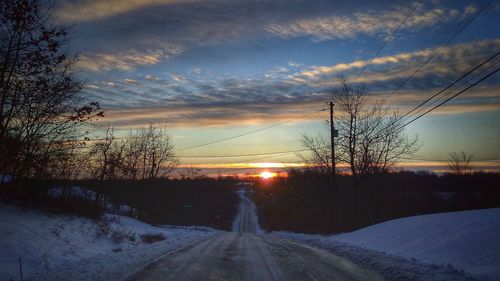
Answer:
(259, 171, 275, 179)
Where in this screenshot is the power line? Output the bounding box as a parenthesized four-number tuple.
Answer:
(402, 57, 500, 124)
(272, 158, 500, 174)
(203, 154, 305, 175)
(354, 1, 421, 81)
(239, 152, 301, 163)
(178, 147, 327, 158)
(72, 109, 329, 158)
(397, 64, 500, 129)
(385, 0, 493, 100)
(394, 50, 500, 126)
(72, 108, 325, 145)
(360, 49, 500, 140)
(195, 154, 500, 175)
(178, 108, 326, 151)
(400, 157, 500, 162)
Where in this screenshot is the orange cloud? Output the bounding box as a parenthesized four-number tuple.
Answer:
(95, 101, 328, 129)
(77, 46, 182, 72)
(291, 39, 500, 85)
(265, 5, 470, 41)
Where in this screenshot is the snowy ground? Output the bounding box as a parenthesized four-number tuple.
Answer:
(3, 190, 499, 281)
(274, 208, 500, 281)
(0, 202, 217, 281)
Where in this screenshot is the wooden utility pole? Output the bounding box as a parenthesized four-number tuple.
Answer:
(329, 101, 336, 175)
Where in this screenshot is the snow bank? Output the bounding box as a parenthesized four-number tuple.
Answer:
(0, 202, 217, 281)
(48, 186, 96, 199)
(274, 208, 500, 281)
(333, 208, 500, 278)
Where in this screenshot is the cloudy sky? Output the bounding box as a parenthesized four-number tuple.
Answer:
(53, 0, 500, 174)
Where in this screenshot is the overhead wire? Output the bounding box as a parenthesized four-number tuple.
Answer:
(201, 153, 306, 176)
(270, 55, 500, 173)
(385, 0, 493, 101)
(177, 108, 326, 152)
(177, 147, 329, 159)
(397, 64, 500, 130)
(179, 145, 331, 175)
(386, 49, 500, 129)
(400, 56, 500, 124)
(400, 157, 500, 162)
(354, 0, 421, 81)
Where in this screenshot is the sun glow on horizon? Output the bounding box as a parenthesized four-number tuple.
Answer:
(259, 171, 276, 179)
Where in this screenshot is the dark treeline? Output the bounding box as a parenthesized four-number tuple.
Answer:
(76, 178, 240, 230)
(1, 177, 240, 231)
(253, 171, 500, 234)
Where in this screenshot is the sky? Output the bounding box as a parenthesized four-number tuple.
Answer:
(52, 0, 500, 175)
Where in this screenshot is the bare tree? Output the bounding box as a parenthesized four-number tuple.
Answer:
(298, 133, 331, 174)
(120, 133, 143, 180)
(148, 124, 177, 179)
(335, 76, 419, 174)
(88, 125, 125, 181)
(133, 123, 177, 180)
(86, 123, 177, 181)
(300, 76, 419, 175)
(179, 166, 203, 179)
(0, 0, 102, 180)
(334, 76, 367, 175)
(447, 151, 473, 175)
(46, 142, 88, 181)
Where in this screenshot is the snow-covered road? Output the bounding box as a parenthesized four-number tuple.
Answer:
(127, 232, 386, 281)
(127, 189, 385, 281)
(231, 188, 262, 234)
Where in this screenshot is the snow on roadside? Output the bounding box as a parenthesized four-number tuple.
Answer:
(0, 202, 218, 281)
(333, 208, 500, 278)
(274, 208, 500, 281)
(274, 232, 481, 281)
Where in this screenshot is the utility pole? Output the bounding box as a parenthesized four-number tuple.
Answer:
(329, 101, 336, 175)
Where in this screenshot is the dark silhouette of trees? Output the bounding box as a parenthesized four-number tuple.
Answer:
(88, 125, 123, 181)
(253, 171, 500, 234)
(298, 134, 331, 173)
(0, 0, 102, 180)
(87, 123, 177, 180)
(447, 151, 474, 175)
(78, 178, 240, 230)
(134, 123, 177, 180)
(179, 166, 204, 179)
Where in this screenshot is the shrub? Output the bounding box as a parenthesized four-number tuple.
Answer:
(141, 233, 166, 244)
(111, 229, 136, 244)
(50, 197, 104, 220)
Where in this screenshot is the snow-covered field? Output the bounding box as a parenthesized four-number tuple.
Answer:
(274, 208, 500, 281)
(0, 202, 217, 281)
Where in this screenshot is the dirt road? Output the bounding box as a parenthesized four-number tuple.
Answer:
(127, 189, 385, 281)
